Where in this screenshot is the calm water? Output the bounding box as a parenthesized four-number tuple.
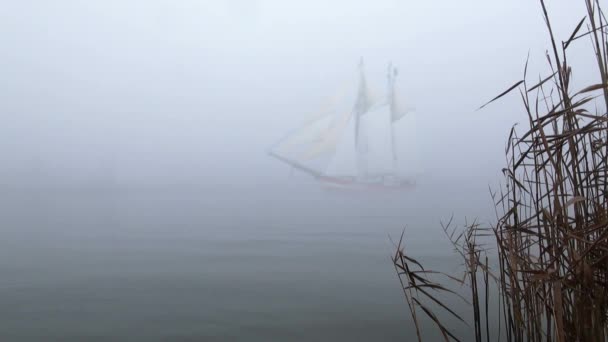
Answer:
(0, 180, 477, 341)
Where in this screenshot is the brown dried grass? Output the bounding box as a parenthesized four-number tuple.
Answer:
(394, 1, 608, 340)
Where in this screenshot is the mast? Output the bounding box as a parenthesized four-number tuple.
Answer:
(388, 64, 398, 172)
(354, 58, 370, 177)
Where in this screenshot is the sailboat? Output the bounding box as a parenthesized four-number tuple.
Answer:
(268, 60, 417, 191)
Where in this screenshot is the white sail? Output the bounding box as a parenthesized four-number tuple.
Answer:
(359, 103, 395, 175)
(390, 75, 414, 122)
(324, 112, 359, 177)
(324, 60, 382, 178)
(270, 97, 362, 175)
(269, 77, 361, 175)
(270, 115, 335, 175)
(394, 110, 421, 178)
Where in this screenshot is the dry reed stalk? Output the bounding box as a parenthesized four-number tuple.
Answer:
(393, 0, 608, 340)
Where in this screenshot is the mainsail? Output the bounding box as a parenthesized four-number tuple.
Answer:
(390, 68, 414, 122)
(360, 103, 395, 175)
(269, 60, 416, 186)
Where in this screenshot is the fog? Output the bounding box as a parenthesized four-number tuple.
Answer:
(1, 0, 593, 189)
(0, 0, 600, 340)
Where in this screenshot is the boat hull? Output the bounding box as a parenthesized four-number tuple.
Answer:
(316, 175, 415, 192)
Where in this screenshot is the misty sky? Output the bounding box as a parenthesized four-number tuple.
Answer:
(0, 0, 597, 188)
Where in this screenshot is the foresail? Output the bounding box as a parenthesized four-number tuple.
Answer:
(269, 115, 334, 176)
(305, 109, 353, 159)
(324, 114, 358, 177)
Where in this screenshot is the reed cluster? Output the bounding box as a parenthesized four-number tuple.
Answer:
(394, 1, 608, 340)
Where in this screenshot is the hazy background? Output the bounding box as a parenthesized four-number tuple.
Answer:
(0, 0, 600, 340)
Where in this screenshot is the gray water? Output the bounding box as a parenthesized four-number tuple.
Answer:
(0, 178, 480, 341)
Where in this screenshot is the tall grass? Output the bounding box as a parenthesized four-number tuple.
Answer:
(394, 1, 608, 340)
